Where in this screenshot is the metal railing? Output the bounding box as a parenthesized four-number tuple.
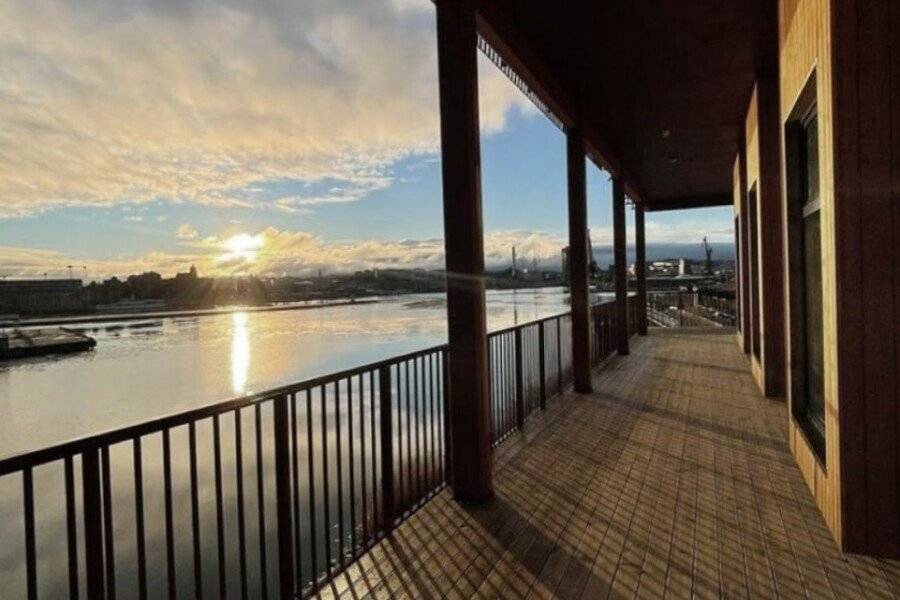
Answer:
(0, 301, 626, 600)
(647, 291, 736, 328)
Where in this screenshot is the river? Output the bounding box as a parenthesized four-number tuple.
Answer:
(0, 287, 603, 461)
(0, 287, 619, 599)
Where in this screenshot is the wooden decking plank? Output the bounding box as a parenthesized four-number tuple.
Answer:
(316, 330, 900, 600)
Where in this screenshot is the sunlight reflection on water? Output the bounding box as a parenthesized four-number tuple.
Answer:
(0, 288, 606, 458)
(231, 312, 250, 395)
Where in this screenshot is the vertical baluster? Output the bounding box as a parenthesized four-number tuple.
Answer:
(495, 336, 500, 440)
(188, 423, 202, 600)
(392, 362, 409, 509)
(358, 373, 368, 548)
(441, 349, 451, 481)
(320, 384, 331, 576)
(234, 410, 249, 600)
(162, 430, 176, 600)
(100, 446, 116, 600)
(556, 318, 563, 394)
(305, 389, 318, 587)
(334, 381, 345, 568)
(378, 365, 394, 530)
(347, 377, 357, 557)
(273, 394, 295, 599)
(427, 353, 436, 491)
(83, 448, 105, 600)
(368, 371, 377, 537)
(23, 467, 36, 600)
(515, 328, 524, 430)
(132, 440, 147, 600)
(413, 356, 421, 502)
(65, 456, 80, 600)
(503, 334, 510, 437)
(254, 403, 268, 599)
(488, 337, 495, 443)
(507, 334, 513, 435)
(404, 360, 412, 511)
(213, 416, 227, 600)
(289, 395, 301, 589)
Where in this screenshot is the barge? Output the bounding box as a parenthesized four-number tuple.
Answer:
(0, 327, 97, 360)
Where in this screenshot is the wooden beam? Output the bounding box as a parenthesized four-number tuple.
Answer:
(635, 203, 648, 335)
(567, 129, 592, 393)
(644, 193, 733, 211)
(436, 0, 492, 502)
(613, 177, 629, 355)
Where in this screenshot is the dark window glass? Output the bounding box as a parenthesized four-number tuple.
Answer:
(800, 112, 824, 433)
(802, 210, 824, 431)
(804, 116, 819, 203)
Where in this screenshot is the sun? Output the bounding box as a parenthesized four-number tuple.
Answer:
(220, 233, 264, 263)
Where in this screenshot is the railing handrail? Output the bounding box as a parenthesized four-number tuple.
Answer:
(0, 304, 615, 477)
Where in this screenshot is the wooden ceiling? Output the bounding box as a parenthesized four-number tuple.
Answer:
(475, 1, 776, 211)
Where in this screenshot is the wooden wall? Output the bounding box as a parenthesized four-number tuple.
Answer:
(743, 83, 786, 398)
(779, 0, 900, 556)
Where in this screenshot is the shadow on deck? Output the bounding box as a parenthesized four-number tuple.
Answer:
(317, 329, 900, 599)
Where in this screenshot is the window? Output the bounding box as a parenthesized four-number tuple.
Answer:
(786, 73, 825, 459)
(799, 112, 825, 434)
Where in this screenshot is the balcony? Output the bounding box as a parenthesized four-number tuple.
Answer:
(3, 302, 898, 598)
(318, 329, 900, 599)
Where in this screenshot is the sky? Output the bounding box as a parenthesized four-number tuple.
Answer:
(0, 0, 734, 281)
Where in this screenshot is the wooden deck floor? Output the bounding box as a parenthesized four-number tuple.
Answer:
(318, 329, 900, 599)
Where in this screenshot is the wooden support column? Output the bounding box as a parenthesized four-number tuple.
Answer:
(754, 79, 785, 397)
(612, 177, 629, 354)
(635, 202, 648, 335)
(567, 129, 592, 392)
(436, 0, 492, 502)
(738, 139, 752, 354)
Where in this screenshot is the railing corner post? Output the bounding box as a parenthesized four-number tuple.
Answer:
(514, 327, 525, 429)
(378, 365, 395, 532)
(556, 317, 563, 395)
(273, 394, 295, 599)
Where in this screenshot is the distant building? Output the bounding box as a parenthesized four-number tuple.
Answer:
(0, 279, 88, 315)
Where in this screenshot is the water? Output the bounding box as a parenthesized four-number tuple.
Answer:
(0, 288, 602, 460)
(0, 287, 610, 599)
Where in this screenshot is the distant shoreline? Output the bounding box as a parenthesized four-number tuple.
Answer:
(0, 298, 379, 328)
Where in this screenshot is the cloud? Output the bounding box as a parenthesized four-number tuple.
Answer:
(123, 216, 144, 222)
(176, 223, 198, 240)
(0, 0, 534, 217)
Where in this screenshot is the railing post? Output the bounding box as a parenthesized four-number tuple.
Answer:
(514, 328, 525, 429)
(82, 448, 106, 600)
(441, 349, 452, 481)
(556, 317, 563, 394)
(538, 322, 546, 410)
(378, 365, 395, 530)
(273, 394, 294, 599)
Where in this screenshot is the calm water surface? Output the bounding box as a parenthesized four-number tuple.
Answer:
(0, 288, 595, 460)
(0, 287, 621, 599)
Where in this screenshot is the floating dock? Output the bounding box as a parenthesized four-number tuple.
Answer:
(0, 328, 97, 360)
